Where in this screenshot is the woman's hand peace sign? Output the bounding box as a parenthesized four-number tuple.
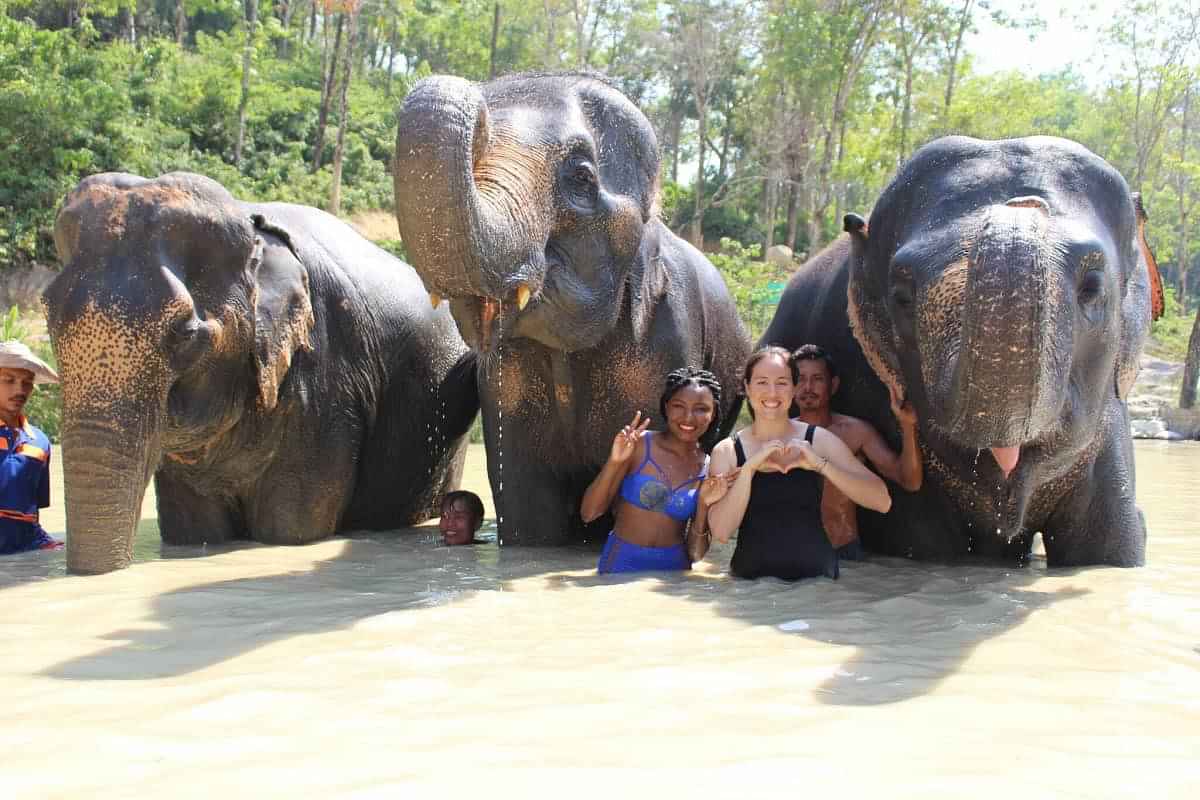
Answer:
(609, 411, 651, 464)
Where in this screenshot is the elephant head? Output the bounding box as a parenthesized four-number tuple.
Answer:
(846, 136, 1163, 537)
(46, 173, 313, 574)
(393, 73, 662, 353)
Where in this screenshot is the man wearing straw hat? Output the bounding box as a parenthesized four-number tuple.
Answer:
(0, 340, 63, 554)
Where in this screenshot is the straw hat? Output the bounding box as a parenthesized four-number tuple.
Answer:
(0, 340, 60, 384)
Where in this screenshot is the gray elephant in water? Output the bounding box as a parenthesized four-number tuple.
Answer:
(393, 72, 749, 545)
(759, 136, 1164, 567)
(47, 172, 479, 574)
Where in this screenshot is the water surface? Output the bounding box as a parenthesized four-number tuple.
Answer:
(1, 442, 1197, 797)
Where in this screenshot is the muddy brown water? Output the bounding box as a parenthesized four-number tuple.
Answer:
(1, 442, 1197, 797)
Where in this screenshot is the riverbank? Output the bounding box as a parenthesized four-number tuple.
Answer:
(1128, 355, 1200, 440)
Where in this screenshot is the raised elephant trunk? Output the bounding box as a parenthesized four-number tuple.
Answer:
(941, 198, 1070, 462)
(393, 76, 549, 309)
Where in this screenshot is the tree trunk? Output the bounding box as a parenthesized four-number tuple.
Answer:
(175, 0, 187, 45)
(120, 5, 135, 45)
(279, 0, 296, 58)
(1177, 87, 1192, 304)
(691, 101, 708, 248)
(1181, 307, 1200, 408)
(901, 59, 914, 160)
(386, 10, 399, 96)
(543, 0, 560, 68)
(489, 3, 502, 78)
(761, 174, 774, 249)
(329, 7, 359, 216)
(669, 108, 682, 184)
(943, 0, 974, 125)
(785, 181, 802, 252)
(234, 0, 259, 169)
(312, 13, 344, 173)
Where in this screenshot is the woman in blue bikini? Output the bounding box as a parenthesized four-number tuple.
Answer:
(581, 367, 734, 574)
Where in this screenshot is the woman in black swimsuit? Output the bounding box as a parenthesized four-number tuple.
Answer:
(702, 347, 891, 580)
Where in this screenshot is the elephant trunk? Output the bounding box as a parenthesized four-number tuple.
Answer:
(49, 267, 213, 574)
(393, 75, 549, 305)
(62, 418, 160, 574)
(942, 199, 1069, 461)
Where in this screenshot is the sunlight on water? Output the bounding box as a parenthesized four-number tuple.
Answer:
(1, 442, 1197, 797)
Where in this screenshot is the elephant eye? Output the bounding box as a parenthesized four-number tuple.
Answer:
(166, 318, 199, 345)
(570, 163, 597, 187)
(1078, 270, 1105, 305)
(889, 268, 915, 311)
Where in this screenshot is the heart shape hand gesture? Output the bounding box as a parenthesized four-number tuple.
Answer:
(753, 438, 824, 474)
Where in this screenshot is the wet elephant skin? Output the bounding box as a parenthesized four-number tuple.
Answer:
(46, 172, 479, 574)
(760, 136, 1164, 567)
(393, 72, 749, 545)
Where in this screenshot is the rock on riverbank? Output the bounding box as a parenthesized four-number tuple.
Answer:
(1129, 355, 1200, 440)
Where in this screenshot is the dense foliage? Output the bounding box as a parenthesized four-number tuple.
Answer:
(1, 0, 1198, 409)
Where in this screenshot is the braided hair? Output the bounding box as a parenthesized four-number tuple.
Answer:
(659, 366, 724, 452)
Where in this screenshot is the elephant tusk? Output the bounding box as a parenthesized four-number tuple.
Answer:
(516, 284, 531, 311)
(430, 292, 442, 308)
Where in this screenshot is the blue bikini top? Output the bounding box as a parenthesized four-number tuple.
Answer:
(618, 432, 708, 522)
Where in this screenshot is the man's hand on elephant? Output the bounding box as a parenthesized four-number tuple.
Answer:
(889, 383, 918, 430)
(609, 411, 650, 464)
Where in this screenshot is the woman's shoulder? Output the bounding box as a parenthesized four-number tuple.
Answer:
(710, 435, 737, 465)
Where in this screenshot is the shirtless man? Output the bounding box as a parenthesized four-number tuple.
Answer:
(791, 344, 922, 560)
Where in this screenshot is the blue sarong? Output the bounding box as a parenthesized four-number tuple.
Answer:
(597, 531, 690, 575)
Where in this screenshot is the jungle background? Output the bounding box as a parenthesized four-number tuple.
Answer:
(2, 0, 1199, 441)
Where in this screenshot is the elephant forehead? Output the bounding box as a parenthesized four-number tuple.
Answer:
(61, 180, 251, 262)
(55, 300, 180, 410)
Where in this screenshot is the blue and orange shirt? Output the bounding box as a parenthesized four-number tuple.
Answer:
(0, 415, 56, 554)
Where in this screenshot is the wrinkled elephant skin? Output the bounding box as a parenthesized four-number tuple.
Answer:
(393, 73, 749, 545)
(760, 136, 1164, 567)
(47, 172, 479, 574)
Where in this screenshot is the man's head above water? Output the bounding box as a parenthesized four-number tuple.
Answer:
(439, 490, 485, 545)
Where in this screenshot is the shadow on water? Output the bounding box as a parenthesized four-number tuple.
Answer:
(565, 542, 1091, 707)
(33, 521, 594, 681)
(24, 517, 1089, 703)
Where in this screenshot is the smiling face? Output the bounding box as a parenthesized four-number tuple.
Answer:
(663, 383, 716, 444)
(745, 353, 795, 420)
(0, 367, 35, 425)
(794, 357, 838, 414)
(439, 496, 482, 546)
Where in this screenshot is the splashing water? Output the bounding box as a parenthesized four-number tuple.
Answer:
(495, 308, 504, 541)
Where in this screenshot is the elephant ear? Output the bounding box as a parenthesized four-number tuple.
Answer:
(1134, 194, 1165, 321)
(1114, 194, 1162, 400)
(249, 214, 315, 411)
(844, 213, 906, 402)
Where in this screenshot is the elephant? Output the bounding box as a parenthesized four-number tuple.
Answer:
(759, 136, 1165, 567)
(46, 172, 480, 574)
(392, 72, 749, 546)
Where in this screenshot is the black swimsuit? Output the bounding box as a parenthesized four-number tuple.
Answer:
(730, 424, 839, 581)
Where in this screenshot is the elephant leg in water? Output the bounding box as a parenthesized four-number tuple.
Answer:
(1041, 403, 1146, 566)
